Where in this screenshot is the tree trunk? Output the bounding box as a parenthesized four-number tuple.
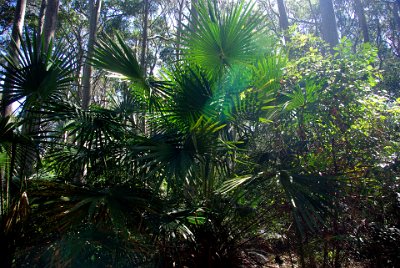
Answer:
(140, 0, 149, 75)
(191, 0, 199, 28)
(1, 0, 27, 117)
(319, 0, 339, 49)
(176, 0, 185, 61)
(277, 0, 289, 31)
(75, 28, 85, 88)
(43, 0, 60, 50)
(82, 0, 102, 109)
(390, 1, 400, 56)
(36, 0, 47, 49)
(354, 0, 369, 43)
(37, 0, 47, 36)
(19, 0, 59, 180)
(307, 0, 319, 35)
(393, 2, 400, 34)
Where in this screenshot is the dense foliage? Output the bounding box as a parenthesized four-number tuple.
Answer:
(1, 0, 399, 267)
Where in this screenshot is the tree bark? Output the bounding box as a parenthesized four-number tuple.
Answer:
(43, 0, 60, 50)
(176, 0, 185, 61)
(390, 1, 400, 56)
(393, 1, 400, 34)
(36, 0, 47, 49)
(17, 0, 58, 181)
(1, 0, 27, 117)
(307, 0, 319, 35)
(37, 0, 47, 37)
(354, 0, 369, 43)
(319, 0, 339, 49)
(191, 0, 199, 29)
(277, 0, 289, 31)
(140, 0, 149, 75)
(82, 0, 102, 109)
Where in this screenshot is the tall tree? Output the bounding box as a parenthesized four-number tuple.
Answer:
(35, 0, 47, 51)
(393, 1, 400, 38)
(140, 0, 149, 75)
(390, 1, 400, 56)
(1, 0, 27, 117)
(354, 0, 369, 43)
(319, 0, 339, 48)
(82, 0, 102, 109)
(43, 0, 60, 50)
(277, 0, 289, 31)
(37, 0, 47, 37)
(191, 0, 199, 28)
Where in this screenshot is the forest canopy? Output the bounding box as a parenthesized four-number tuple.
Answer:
(0, 0, 399, 267)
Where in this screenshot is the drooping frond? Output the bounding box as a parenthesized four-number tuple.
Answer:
(92, 33, 145, 86)
(92, 33, 169, 111)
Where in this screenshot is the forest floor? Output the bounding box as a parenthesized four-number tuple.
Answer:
(263, 255, 365, 268)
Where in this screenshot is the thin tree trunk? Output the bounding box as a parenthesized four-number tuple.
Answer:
(323, 238, 329, 268)
(140, 0, 149, 75)
(1, 0, 27, 117)
(43, 0, 60, 50)
(82, 0, 102, 109)
(38, 0, 47, 36)
(307, 0, 319, 35)
(191, 0, 199, 28)
(20, 0, 59, 182)
(392, 2, 400, 56)
(354, 0, 369, 43)
(394, 2, 400, 33)
(176, 0, 185, 61)
(76, 29, 85, 87)
(277, 0, 289, 31)
(9, 0, 26, 57)
(36, 0, 47, 49)
(319, 0, 339, 49)
(140, 0, 150, 134)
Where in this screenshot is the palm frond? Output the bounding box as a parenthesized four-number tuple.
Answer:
(24, 181, 162, 267)
(218, 170, 337, 235)
(0, 116, 38, 181)
(92, 33, 145, 85)
(40, 101, 130, 181)
(158, 67, 219, 130)
(278, 171, 336, 235)
(284, 79, 321, 111)
(181, 0, 265, 79)
(92, 34, 168, 111)
(0, 32, 75, 112)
